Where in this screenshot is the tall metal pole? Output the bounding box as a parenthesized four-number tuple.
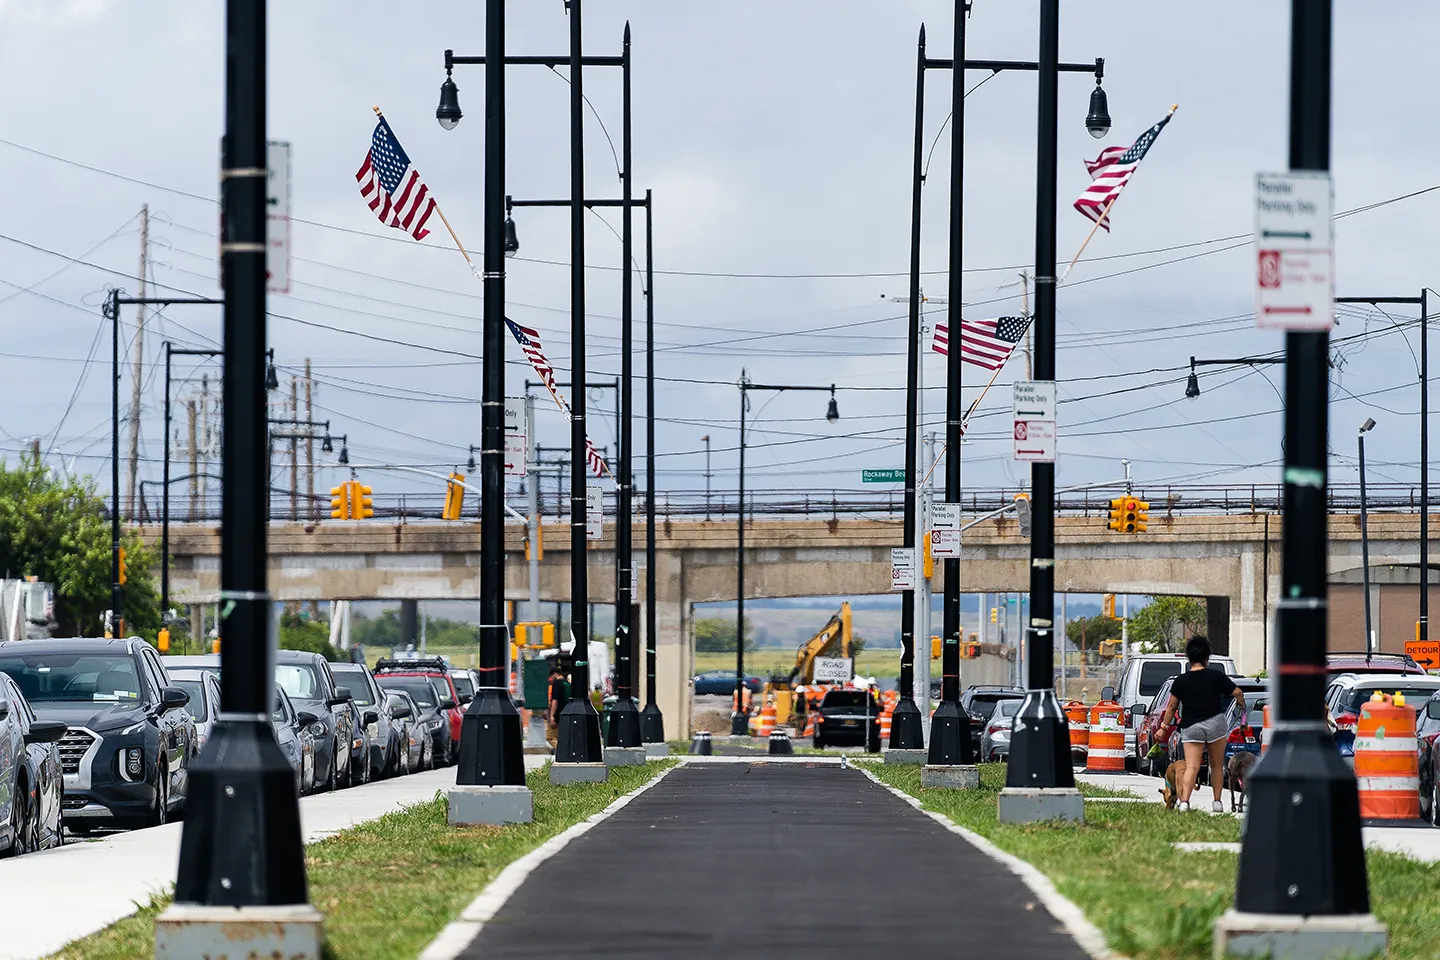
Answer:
(640, 191, 664, 743)
(555, 0, 604, 765)
(703, 434, 712, 521)
(528, 393, 541, 625)
(173, 0, 308, 907)
(733, 376, 749, 735)
(1422, 288, 1429, 644)
(1233, 0, 1372, 924)
(1005, 0, 1073, 791)
(929, 1, 972, 765)
(455, 0, 527, 787)
(1359, 426, 1373, 657)
(607, 22, 642, 748)
(162, 343, 172, 618)
(109, 288, 123, 637)
(890, 23, 928, 751)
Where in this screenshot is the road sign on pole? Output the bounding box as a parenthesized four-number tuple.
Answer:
(265, 141, 290, 294)
(862, 468, 906, 483)
(586, 485, 604, 542)
(891, 547, 916, 591)
(1013, 381, 1057, 462)
(1255, 171, 1333, 331)
(504, 399, 527, 478)
(930, 502, 961, 559)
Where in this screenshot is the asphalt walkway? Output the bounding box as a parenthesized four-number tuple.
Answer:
(458, 762, 1091, 960)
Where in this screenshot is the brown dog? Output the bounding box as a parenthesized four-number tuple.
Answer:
(1159, 759, 1186, 810)
(1227, 751, 1258, 813)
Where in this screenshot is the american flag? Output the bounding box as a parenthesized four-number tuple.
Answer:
(356, 117, 437, 241)
(1073, 113, 1172, 231)
(932, 316, 1031, 371)
(504, 319, 610, 481)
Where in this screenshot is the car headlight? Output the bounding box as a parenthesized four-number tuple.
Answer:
(120, 720, 148, 736)
(119, 747, 144, 782)
(427, 717, 444, 731)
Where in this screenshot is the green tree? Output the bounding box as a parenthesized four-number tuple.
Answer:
(1065, 614, 1124, 651)
(0, 455, 160, 638)
(694, 616, 754, 653)
(278, 612, 343, 661)
(1127, 595, 1207, 653)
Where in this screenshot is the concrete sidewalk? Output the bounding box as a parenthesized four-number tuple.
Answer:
(2, 759, 545, 960)
(453, 762, 1093, 960)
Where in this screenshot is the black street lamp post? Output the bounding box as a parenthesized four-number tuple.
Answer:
(917, 2, 1108, 768)
(734, 374, 838, 736)
(641, 190, 664, 744)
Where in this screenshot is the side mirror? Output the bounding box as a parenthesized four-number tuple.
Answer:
(389, 702, 412, 720)
(160, 686, 190, 711)
(25, 720, 67, 745)
(440, 698, 458, 712)
(1100, 685, 1116, 701)
(1131, 703, 1148, 717)
(363, 709, 379, 726)
(0, 701, 8, 722)
(1426, 700, 1440, 720)
(459, 693, 474, 705)
(328, 686, 353, 707)
(296, 711, 319, 727)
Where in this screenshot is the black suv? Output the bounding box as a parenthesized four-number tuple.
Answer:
(0, 637, 196, 830)
(812, 689, 882, 751)
(961, 685, 1026, 757)
(275, 650, 355, 791)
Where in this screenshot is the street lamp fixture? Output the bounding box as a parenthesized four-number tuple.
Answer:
(335, 436, 349, 466)
(1360, 417, 1376, 435)
(436, 62, 462, 130)
(503, 215, 520, 257)
(1085, 60, 1111, 138)
(265, 351, 279, 392)
(826, 389, 840, 423)
(321, 433, 333, 454)
(1185, 355, 1284, 399)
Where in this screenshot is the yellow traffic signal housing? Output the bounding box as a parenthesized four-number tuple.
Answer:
(1132, 499, 1149, 533)
(922, 531, 934, 579)
(354, 482, 374, 519)
(157, 628, 170, 653)
(1103, 593, 1116, 619)
(515, 621, 557, 649)
(330, 484, 351, 520)
(990, 607, 998, 624)
(212, 636, 221, 654)
(931, 635, 942, 658)
(1121, 498, 1140, 533)
(117, 547, 128, 585)
(1107, 497, 1125, 533)
(443, 472, 466, 521)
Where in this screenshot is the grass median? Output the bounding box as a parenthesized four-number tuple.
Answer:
(871, 763, 1440, 960)
(50, 761, 677, 960)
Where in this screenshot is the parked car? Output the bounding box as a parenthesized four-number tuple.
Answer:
(449, 669, 478, 705)
(373, 658, 463, 764)
(331, 662, 402, 779)
(980, 699, 1023, 762)
(1415, 695, 1440, 824)
(162, 654, 220, 679)
(274, 650, 355, 791)
(272, 685, 317, 796)
(1325, 672, 1440, 764)
(375, 676, 450, 769)
(1161, 678, 1267, 785)
(0, 637, 196, 831)
(1325, 653, 1427, 678)
(961, 686, 1026, 758)
(1115, 653, 1236, 770)
(692, 670, 762, 696)
(1133, 676, 1178, 778)
(384, 690, 426, 773)
(167, 668, 222, 752)
(812, 688, 881, 751)
(0, 671, 66, 855)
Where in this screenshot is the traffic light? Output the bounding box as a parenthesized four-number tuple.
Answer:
(1107, 497, 1125, 533)
(1099, 639, 1122, 658)
(354, 482, 374, 519)
(922, 529, 934, 579)
(117, 547, 127, 585)
(931, 635, 941, 658)
(443, 472, 466, 521)
(1103, 593, 1116, 619)
(1013, 493, 1032, 538)
(157, 627, 170, 653)
(1133, 499, 1149, 533)
(990, 607, 998, 624)
(330, 484, 351, 520)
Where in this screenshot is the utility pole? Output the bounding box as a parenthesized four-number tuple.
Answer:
(187, 400, 199, 520)
(289, 376, 299, 520)
(1020, 270, 1033, 379)
(199, 375, 210, 512)
(304, 360, 314, 521)
(640, 190, 664, 743)
(125, 204, 149, 520)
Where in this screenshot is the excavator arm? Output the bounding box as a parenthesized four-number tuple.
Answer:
(787, 602, 853, 684)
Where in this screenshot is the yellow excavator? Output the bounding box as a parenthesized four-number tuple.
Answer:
(764, 602, 853, 726)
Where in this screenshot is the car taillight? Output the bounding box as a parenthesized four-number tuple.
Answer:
(1227, 726, 1253, 745)
(1336, 712, 1359, 732)
(988, 724, 1006, 734)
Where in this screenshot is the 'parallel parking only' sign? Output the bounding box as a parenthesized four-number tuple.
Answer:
(1012, 380, 1056, 463)
(1255, 171, 1333, 331)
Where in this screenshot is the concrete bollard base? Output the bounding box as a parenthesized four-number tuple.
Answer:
(155, 904, 324, 960)
(604, 747, 648, 767)
(997, 787, 1084, 824)
(549, 761, 608, 785)
(884, 749, 928, 765)
(1212, 909, 1388, 960)
(447, 785, 534, 826)
(920, 764, 980, 789)
(644, 742, 670, 759)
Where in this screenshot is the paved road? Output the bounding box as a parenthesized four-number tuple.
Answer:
(459, 762, 1091, 960)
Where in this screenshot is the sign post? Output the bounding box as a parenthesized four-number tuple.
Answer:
(1255, 171, 1334, 331)
(1012, 380, 1056, 463)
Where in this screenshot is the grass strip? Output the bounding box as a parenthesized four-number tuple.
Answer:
(50, 761, 676, 960)
(871, 763, 1440, 960)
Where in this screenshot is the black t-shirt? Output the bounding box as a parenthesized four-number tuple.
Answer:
(548, 676, 567, 707)
(1170, 668, 1237, 728)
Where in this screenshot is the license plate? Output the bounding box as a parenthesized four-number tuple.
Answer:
(840, 720, 859, 727)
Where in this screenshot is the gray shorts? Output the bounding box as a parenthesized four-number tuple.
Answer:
(1180, 712, 1230, 744)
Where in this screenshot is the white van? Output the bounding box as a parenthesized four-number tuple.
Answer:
(1111, 653, 1237, 769)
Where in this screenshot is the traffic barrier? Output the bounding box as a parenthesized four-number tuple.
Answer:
(768, 728, 794, 755)
(1064, 700, 1090, 757)
(689, 731, 713, 756)
(878, 705, 894, 742)
(754, 702, 776, 738)
(1355, 692, 1423, 823)
(1261, 705, 1271, 755)
(1086, 700, 1126, 772)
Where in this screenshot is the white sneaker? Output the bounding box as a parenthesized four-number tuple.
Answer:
(1212, 800, 1224, 813)
(1178, 800, 1190, 812)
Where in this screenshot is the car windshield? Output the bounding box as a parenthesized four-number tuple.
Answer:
(1343, 686, 1440, 714)
(172, 679, 209, 721)
(0, 653, 141, 703)
(451, 674, 475, 698)
(969, 693, 1022, 714)
(331, 668, 375, 706)
(378, 677, 437, 708)
(822, 692, 870, 710)
(276, 664, 321, 701)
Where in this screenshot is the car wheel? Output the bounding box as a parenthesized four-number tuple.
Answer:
(149, 763, 169, 828)
(321, 745, 337, 793)
(424, 739, 435, 771)
(4, 778, 31, 857)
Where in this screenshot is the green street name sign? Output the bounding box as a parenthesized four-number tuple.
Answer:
(862, 469, 906, 483)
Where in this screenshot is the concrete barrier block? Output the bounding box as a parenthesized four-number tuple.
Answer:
(155, 904, 324, 960)
(884, 749, 927, 765)
(921, 764, 980, 789)
(604, 747, 648, 767)
(447, 785, 534, 826)
(1212, 909, 1388, 960)
(644, 742, 670, 759)
(997, 787, 1084, 824)
(550, 762, 608, 785)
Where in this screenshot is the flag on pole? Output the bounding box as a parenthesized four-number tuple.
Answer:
(504, 319, 611, 481)
(356, 117, 438, 241)
(932, 316, 1031, 371)
(1073, 113, 1173, 231)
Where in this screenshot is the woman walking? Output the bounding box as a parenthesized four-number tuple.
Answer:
(1155, 635, 1247, 812)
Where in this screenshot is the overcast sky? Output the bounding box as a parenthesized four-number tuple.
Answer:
(2, 1, 1438, 518)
